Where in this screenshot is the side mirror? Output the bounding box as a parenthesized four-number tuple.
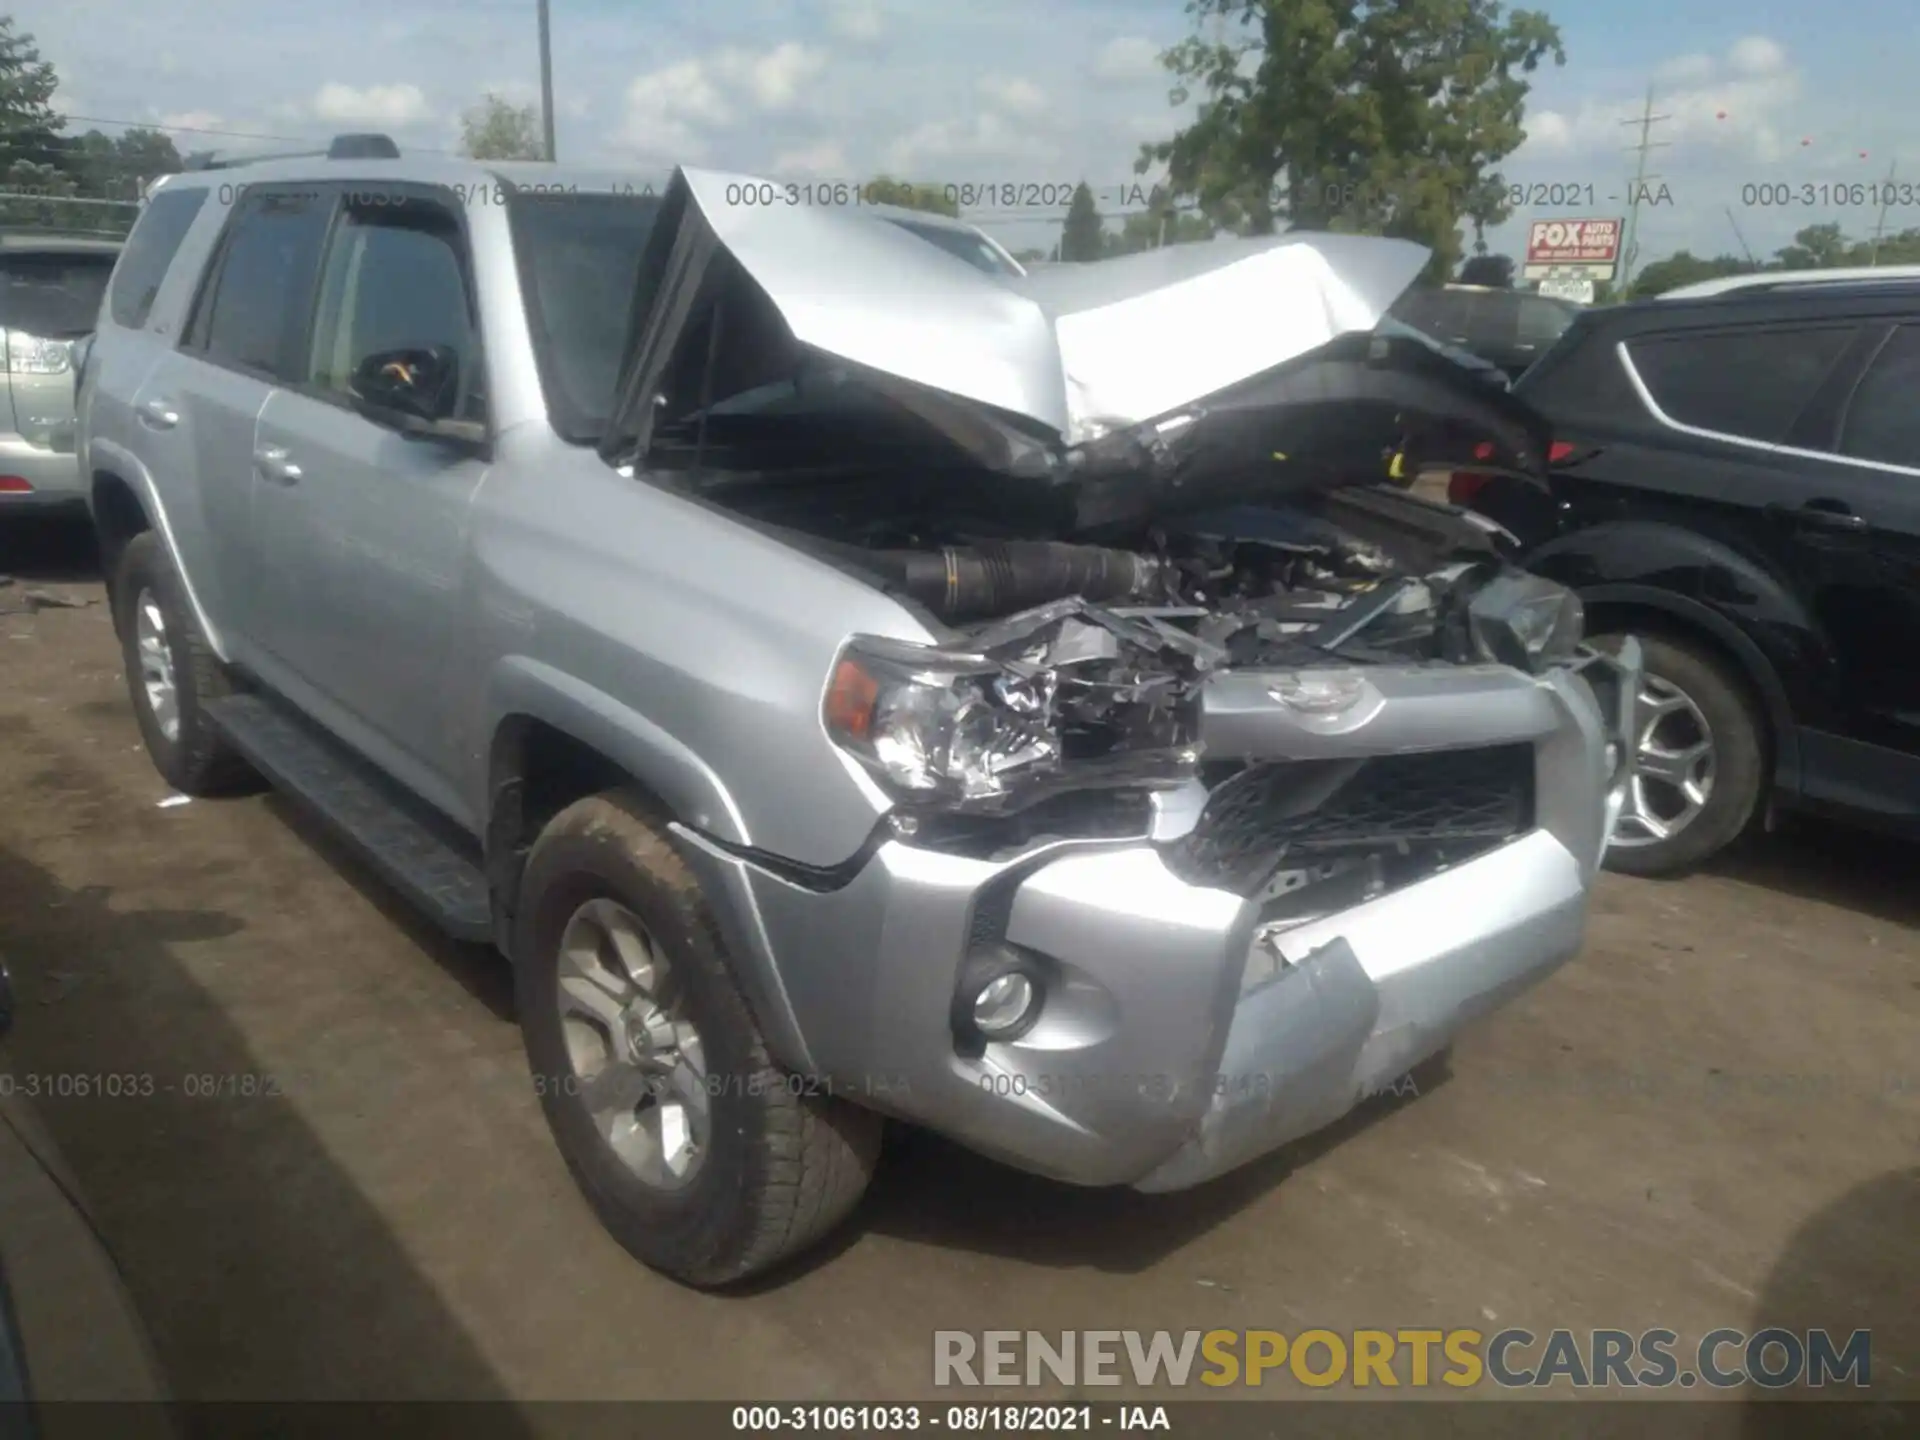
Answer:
(350, 345, 458, 423)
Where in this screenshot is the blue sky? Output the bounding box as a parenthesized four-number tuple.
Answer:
(27, 0, 1920, 268)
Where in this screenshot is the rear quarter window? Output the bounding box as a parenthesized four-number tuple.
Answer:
(1625, 324, 1857, 444)
(108, 187, 210, 330)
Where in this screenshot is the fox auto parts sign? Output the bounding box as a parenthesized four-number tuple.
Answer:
(1524, 218, 1622, 277)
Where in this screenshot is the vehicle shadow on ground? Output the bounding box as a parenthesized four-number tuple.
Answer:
(0, 842, 533, 1419)
(1707, 817, 1920, 931)
(0, 513, 100, 585)
(1740, 1167, 1919, 1436)
(262, 792, 517, 1024)
(786, 1060, 1453, 1284)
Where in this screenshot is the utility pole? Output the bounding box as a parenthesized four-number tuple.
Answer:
(1724, 206, 1756, 266)
(537, 0, 557, 162)
(1618, 85, 1672, 289)
(1868, 159, 1898, 266)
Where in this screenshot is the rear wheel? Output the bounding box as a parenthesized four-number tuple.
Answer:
(113, 533, 260, 796)
(514, 792, 881, 1287)
(1600, 632, 1765, 876)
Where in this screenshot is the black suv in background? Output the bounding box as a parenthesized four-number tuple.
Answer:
(1390, 283, 1582, 381)
(1449, 273, 1920, 874)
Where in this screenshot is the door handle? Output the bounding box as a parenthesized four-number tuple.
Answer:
(253, 445, 303, 485)
(1767, 500, 1868, 533)
(137, 397, 179, 430)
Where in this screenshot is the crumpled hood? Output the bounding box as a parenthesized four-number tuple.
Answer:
(604, 166, 1549, 510)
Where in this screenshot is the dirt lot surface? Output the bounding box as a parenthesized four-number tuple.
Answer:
(0, 517, 1914, 1421)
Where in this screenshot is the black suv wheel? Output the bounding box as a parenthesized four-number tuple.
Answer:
(1602, 633, 1765, 876)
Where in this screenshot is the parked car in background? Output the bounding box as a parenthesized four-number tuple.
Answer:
(80, 143, 1635, 1286)
(1446, 270, 1920, 875)
(0, 234, 121, 517)
(1390, 282, 1582, 383)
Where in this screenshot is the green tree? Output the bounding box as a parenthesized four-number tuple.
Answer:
(1860, 227, 1920, 265)
(460, 92, 544, 161)
(862, 176, 959, 216)
(68, 127, 182, 199)
(0, 17, 61, 177)
(1625, 250, 1755, 298)
(1773, 222, 1850, 271)
(1059, 181, 1105, 261)
(1138, 0, 1564, 281)
(1104, 184, 1215, 255)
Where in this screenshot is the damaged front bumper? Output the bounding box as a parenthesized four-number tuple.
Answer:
(674, 641, 1640, 1192)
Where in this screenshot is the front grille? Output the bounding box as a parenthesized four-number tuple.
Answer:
(1166, 744, 1534, 895)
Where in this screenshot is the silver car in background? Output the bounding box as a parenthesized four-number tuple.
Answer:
(0, 234, 120, 514)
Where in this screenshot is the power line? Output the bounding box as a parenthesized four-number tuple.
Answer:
(1, 112, 464, 156)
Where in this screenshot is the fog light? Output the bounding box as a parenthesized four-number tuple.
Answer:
(952, 945, 1046, 1047)
(972, 973, 1037, 1037)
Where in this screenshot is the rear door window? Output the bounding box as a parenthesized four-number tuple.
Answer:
(188, 187, 332, 381)
(0, 250, 117, 338)
(1626, 325, 1858, 443)
(108, 187, 208, 329)
(1837, 325, 1920, 468)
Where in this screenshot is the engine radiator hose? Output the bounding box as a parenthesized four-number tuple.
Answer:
(881, 541, 1167, 621)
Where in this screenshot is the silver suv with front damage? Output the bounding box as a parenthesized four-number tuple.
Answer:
(78, 139, 1639, 1287)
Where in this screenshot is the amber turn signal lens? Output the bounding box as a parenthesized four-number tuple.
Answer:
(824, 657, 880, 741)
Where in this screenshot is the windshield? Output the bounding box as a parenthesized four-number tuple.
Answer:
(507, 192, 663, 444)
(0, 250, 117, 338)
(883, 217, 1023, 278)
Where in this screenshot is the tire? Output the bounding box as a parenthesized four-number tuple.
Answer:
(514, 791, 881, 1287)
(1600, 631, 1766, 877)
(114, 532, 261, 796)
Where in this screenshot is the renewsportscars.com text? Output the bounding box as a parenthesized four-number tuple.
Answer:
(933, 1328, 1872, 1390)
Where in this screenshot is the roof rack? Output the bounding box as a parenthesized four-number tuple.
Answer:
(1655, 264, 1920, 300)
(180, 134, 400, 172)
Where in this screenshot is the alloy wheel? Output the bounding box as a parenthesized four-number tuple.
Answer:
(553, 897, 710, 1190)
(1611, 673, 1715, 848)
(133, 588, 181, 743)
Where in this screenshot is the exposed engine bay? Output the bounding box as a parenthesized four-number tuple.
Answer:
(715, 471, 1587, 836)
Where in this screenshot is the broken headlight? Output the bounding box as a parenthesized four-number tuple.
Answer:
(1466, 571, 1584, 673)
(823, 636, 1062, 808)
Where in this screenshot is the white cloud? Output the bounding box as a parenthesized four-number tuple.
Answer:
(1728, 36, 1788, 77)
(1093, 36, 1161, 83)
(883, 111, 1056, 172)
(979, 75, 1046, 117)
(715, 42, 828, 112)
(617, 58, 732, 159)
(1654, 54, 1715, 86)
(614, 42, 830, 159)
(826, 0, 884, 43)
(312, 82, 433, 126)
(1519, 36, 1802, 165)
(773, 141, 849, 176)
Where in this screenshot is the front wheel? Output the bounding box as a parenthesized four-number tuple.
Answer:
(514, 792, 882, 1287)
(1600, 633, 1765, 876)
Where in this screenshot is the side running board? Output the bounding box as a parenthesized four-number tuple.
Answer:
(204, 693, 493, 942)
